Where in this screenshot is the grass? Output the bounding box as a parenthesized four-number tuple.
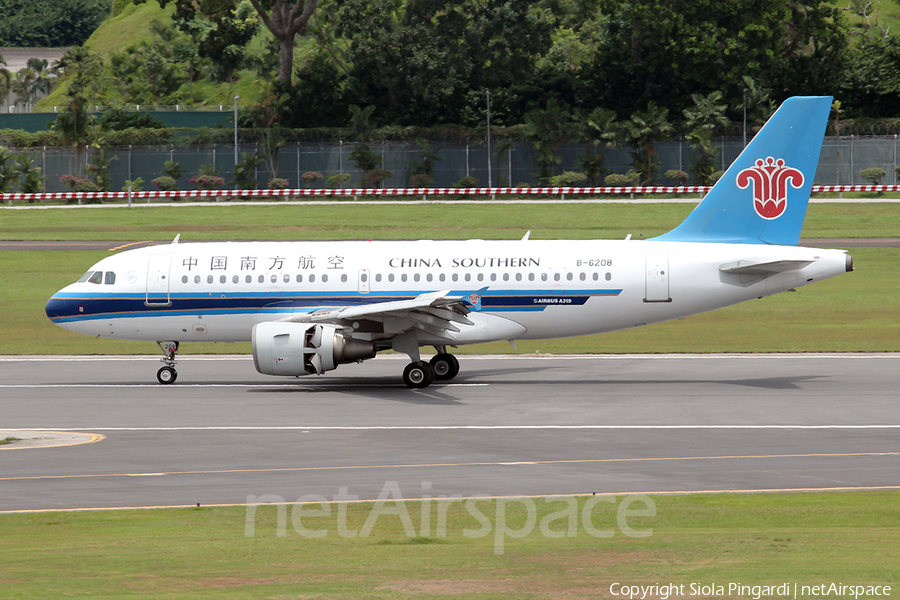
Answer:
(3, 201, 900, 241)
(0, 436, 20, 445)
(1, 203, 898, 355)
(0, 492, 896, 598)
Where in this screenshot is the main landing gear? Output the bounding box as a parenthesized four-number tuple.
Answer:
(401, 347, 460, 389)
(156, 340, 179, 384)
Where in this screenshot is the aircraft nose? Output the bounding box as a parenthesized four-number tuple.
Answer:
(45, 294, 70, 321)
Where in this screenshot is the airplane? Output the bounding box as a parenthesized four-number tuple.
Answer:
(45, 96, 852, 388)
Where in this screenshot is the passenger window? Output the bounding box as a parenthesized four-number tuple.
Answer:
(322, 274, 328, 283)
(414, 274, 420, 282)
(401, 274, 408, 282)
(490, 273, 496, 282)
(593, 273, 599, 281)
(285, 275, 291, 283)
(606, 272, 612, 281)
(271, 274, 277, 283)
(541, 273, 548, 282)
(309, 274, 316, 283)
(233, 275, 239, 284)
(296, 274, 303, 283)
(529, 273, 535, 281)
(245, 275, 252, 283)
(88, 271, 103, 284)
(194, 275, 201, 284)
(182, 276, 188, 284)
(258, 275, 265, 283)
(388, 274, 395, 282)
(341, 274, 348, 283)
(554, 273, 561, 282)
(567, 273, 574, 281)
(207, 275, 214, 284)
(105, 272, 116, 285)
(375, 274, 382, 282)
(220, 275, 227, 284)
(426, 273, 433, 282)
(452, 273, 458, 282)
(439, 274, 445, 282)
(579, 273, 586, 281)
(515, 273, 522, 282)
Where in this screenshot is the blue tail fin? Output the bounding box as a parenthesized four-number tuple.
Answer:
(652, 96, 832, 246)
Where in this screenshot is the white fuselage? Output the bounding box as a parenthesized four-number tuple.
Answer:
(46, 239, 850, 345)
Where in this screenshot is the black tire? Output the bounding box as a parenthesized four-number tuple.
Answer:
(403, 361, 434, 388)
(157, 366, 177, 385)
(430, 353, 460, 380)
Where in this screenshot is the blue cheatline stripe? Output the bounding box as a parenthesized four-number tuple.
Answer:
(47, 288, 623, 324)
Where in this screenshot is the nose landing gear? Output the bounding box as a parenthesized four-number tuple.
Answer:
(156, 341, 179, 384)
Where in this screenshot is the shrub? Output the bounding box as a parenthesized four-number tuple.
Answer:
(409, 173, 434, 187)
(454, 175, 479, 188)
(301, 171, 323, 187)
(549, 171, 588, 186)
(123, 178, 144, 193)
(665, 169, 689, 185)
(604, 171, 640, 186)
(359, 168, 392, 188)
(151, 176, 175, 191)
(326, 173, 351, 189)
(268, 177, 290, 189)
(860, 167, 887, 184)
(189, 174, 225, 190)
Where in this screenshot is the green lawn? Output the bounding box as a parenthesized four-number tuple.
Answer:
(1, 492, 896, 599)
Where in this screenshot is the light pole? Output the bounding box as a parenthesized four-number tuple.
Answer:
(233, 95, 240, 167)
(486, 90, 492, 188)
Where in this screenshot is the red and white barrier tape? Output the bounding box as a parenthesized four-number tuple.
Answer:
(3, 184, 900, 202)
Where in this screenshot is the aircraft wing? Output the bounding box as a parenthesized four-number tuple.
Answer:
(286, 290, 481, 340)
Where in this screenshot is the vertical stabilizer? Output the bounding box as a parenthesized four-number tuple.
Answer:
(652, 96, 832, 245)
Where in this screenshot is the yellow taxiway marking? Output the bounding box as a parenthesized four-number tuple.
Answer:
(2, 450, 896, 481)
(0, 431, 105, 451)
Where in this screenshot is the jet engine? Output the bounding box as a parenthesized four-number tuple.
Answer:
(252, 322, 376, 377)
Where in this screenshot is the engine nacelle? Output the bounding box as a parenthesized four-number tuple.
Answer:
(252, 322, 376, 377)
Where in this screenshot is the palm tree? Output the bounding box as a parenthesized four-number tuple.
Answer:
(619, 102, 674, 184)
(0, 53, 12, 110)
(579, 107, 618, 185)
(683, 91, 730, 185)
(523, 98, 574, 184)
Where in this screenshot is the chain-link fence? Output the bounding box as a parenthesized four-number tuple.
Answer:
(11, 135, 900, 193)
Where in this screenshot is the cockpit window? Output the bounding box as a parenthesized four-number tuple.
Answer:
(105, 272, 116, 285)
(87, 271, 103, 284)
(77, 271, 94, 283)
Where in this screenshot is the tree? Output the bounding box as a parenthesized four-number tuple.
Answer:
(578, 107, 618, 185)
(683, 91, 729, 185)
(247, 0, 318, 85)
(0, 0, 110, 47)
(50, 47, 104, 177)
(159, 0, 260, 85)
(523, 99, 574, 184)
(0, 53, 10, 108)
(618, 102, 674, 185)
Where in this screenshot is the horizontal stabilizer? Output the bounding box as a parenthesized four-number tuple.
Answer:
(719, 259, 813, 275)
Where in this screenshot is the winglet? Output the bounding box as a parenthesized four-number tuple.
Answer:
(652, 96, 832, 246)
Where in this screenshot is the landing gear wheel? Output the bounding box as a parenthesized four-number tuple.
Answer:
(157, 366, 177, 385)
(430, 353, 460, 381)
(403, 361, 434, 388)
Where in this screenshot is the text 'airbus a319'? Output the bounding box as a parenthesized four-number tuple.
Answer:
(46, 96, 852, 387)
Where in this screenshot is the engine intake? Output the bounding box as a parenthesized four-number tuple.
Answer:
(252, 322, 376, 376)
